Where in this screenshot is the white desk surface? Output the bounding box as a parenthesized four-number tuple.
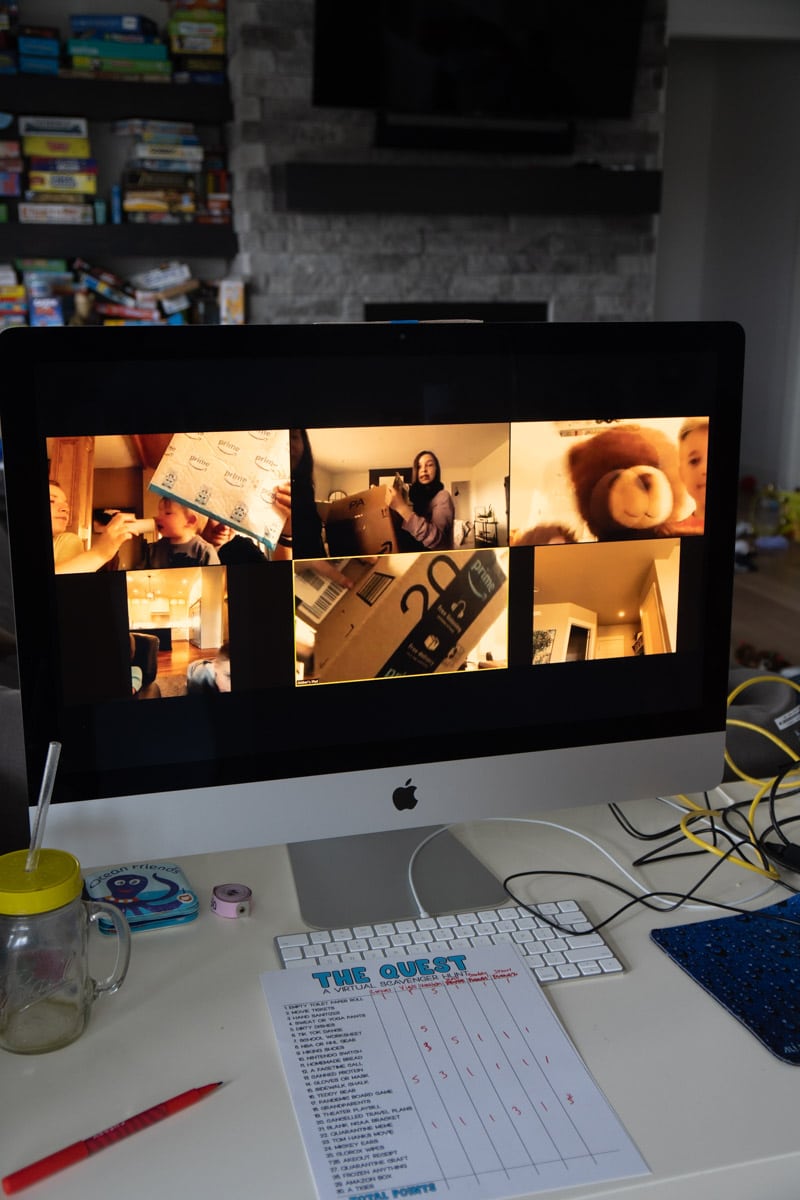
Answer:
(2, 797, 799, 1200)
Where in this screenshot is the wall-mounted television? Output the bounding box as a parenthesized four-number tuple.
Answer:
(312, 1, 645, 124)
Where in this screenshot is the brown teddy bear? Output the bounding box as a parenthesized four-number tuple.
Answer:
(567, 425, 694, 540)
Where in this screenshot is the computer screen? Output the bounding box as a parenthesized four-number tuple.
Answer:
(0, 322, 743, 923)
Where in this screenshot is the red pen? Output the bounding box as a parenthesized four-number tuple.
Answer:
(2, 1081, 223, 1195)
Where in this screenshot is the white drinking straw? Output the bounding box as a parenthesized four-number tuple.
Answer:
(25, 741, 62, 873)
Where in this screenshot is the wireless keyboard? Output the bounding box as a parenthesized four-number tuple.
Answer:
(275, 900, 623, 985)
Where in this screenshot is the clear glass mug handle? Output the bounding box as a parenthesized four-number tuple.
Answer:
(86, 901, 132, 997)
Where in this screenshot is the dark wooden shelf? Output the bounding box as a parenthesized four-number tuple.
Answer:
(275, 162, 661, 216)
(0, 74, 232, 123)
(0, 223, 237, 259)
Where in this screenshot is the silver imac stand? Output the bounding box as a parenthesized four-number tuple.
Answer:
(287, 825, 508, 929)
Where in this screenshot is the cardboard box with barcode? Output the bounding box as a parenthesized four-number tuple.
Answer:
(149, 429, 290, 551)
(309, 548, 509, 684)
(324, 486, 401, 557)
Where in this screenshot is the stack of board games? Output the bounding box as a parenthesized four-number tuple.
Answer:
(198, 150, 231, 225)
(0, 2, 18, 73)
(0, 138, 21, 207)
(113, 117, 204, 223)
(65, 12, 171, 81)
(0, 262, 25, 329)
(19, 115, 95, 224)
(20, 258, 75, 326)
(17, 23, 60, 74)
(127, 259, 198, 319)
(168, 1, 226, 85)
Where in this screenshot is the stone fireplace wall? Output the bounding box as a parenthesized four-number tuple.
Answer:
(226, 1, 667, 325)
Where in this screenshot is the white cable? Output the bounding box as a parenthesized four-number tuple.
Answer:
(407, 811, 778, 920)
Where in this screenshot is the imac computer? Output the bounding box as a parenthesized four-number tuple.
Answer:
(0, 321, 743, 926)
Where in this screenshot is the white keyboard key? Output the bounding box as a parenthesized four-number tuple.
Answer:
(339, 951, 366, 964)
(474, 923, 496, 937)
(347, 938, 368, 952)
(578, 961, 603, 976)
(477, 910, 499, 922)
(558, 900, 580, 914)
(390, 932, 412, 946)
(417, 917, 438, 930)
(458, 912, 479, 925)
(471, 935, 494, 949)
(326, 941, 347, 955)
(310, 930, 330, 944)
(438, 914, 458, 927)
(494, 919, 516, 933)
(277, 932, 309, 948)
(537, 903, 559, 915)
(331, 928, 351, 942)
(281, 944, 304, 960)
(374, 922, 395, 936)
(368, 936, 390, 950)
(535, 965, 560, 982)
(567, 933, 604, 948)
(303, 945, 326, 958)
(557, 963, 581, 979)
(362, 948, 387, 961)
(492, 932, 514, 945)
(565, 945, 614, 964)
(395, 920, 417, 934)
(352, 925, 373, 939)
(601, 957, 624, 974)
(314, 956, 342, 970)
(448, 938, 471, 953)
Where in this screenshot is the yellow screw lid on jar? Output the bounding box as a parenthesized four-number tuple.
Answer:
(0, 849, 83, 915)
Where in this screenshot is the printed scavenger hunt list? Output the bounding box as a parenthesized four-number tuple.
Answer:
(261, 947, 648, 1200)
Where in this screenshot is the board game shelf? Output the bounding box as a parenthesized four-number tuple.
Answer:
(0, 223, 237, 259)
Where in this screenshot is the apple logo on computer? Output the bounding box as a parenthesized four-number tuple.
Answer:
(393, 778, 418, 810)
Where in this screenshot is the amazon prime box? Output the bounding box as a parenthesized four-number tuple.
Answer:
(149, 429, 289, 551)
(308, 548, 509, 684)
(324, 486, 400, 557)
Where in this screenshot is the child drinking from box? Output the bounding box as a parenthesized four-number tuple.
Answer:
(149, 497, 221, 568)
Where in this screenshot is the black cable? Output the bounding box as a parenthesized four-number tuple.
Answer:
(607, 801, 689, 842)
(503, 837, 800, 938)
(767, 759, 800, 847)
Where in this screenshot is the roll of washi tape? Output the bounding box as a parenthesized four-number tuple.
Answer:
(210, 883, 252, 918)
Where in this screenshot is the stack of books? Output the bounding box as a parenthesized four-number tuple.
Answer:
(66, 12, 172, 82)
(17, 23, 60, 74)
(114, 117, 204, 224)
(18, 115, 95, 225)
(168, 1, 226, 85)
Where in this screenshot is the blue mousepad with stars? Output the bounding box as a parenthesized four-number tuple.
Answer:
(651, 895, 800, 1065)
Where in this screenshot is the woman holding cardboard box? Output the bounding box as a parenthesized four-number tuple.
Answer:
(386, 450, 455, 552)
